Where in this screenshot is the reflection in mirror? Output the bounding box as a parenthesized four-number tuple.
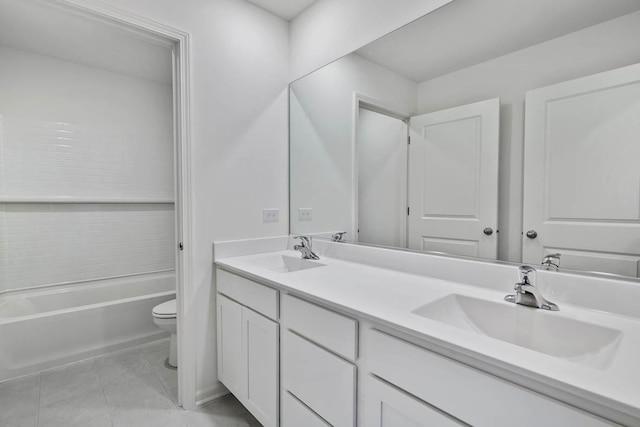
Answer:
(290, 0, 640, 278)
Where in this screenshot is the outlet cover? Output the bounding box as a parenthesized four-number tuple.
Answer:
(298, 208, 313, 221)
(262, 208, 279, 223)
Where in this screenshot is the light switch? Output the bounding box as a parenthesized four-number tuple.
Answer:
(298, 208, 312, 221)
(262, 208, 279, 223)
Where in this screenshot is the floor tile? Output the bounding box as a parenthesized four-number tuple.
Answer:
(182, 395, 261, 427)
(40, 359, 102, 406)
(38, 387, 111, 427)
(103, 371, 174, 409)
(0, 375, 40, 424)
(97, 348, 155, 385)
(0, 340, 260, 427)
(110, 393, 186, 427)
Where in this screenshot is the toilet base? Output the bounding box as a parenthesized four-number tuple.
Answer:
(168, 332, 177, 368)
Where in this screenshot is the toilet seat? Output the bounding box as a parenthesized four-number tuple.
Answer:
(153, 299, 176, 319)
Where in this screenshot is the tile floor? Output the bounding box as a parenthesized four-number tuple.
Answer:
(0, 339, 261, 427)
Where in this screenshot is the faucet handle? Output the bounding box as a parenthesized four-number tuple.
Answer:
(518, 265, 536, 285)
(294, 235, 311, 247)
(331, 232, 346, 242)
(542, 253, 561, 271)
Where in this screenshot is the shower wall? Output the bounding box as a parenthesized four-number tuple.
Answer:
(0, 45, 175, 293)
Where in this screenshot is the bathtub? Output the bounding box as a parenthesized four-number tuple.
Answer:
(0, 271, 175, 382)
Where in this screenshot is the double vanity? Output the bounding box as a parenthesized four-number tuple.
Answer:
(213, 237, 640, 427)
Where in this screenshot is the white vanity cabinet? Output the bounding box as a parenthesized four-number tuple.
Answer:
(216, 270, 279, 427)
(281, 294, 358, 427)
(363, 328, 618, 427)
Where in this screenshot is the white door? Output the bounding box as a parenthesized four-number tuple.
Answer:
(523, 63, 640, 277)
(357, 107, 408, 247)
(243, 308, 279, 427)
(408, 98, 500, 258)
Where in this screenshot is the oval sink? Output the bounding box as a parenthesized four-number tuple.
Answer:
(252, 254, 326, 273)
(412, 294, 622, 370)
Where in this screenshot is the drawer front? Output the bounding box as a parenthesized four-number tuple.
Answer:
(365, 375, 465, 427)
(283, 294, 358, 360)
(282, 391, 330, 427)
(282, 330, 356, 427)
(366, 329, 615, 427)
(217, 269, 278, 320)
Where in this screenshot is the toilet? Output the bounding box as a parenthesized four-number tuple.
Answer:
(152, 299, 177, 368)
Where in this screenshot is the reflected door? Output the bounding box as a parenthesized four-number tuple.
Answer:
(408, 98, 500, 258)
(357, 108, 408, 247)
(523, 63, 640, 277)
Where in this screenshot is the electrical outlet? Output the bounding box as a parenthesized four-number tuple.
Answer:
(298, 208, 313, 221)
(262, 208, 279, 223)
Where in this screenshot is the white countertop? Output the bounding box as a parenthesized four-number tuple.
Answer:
(214, 246, 640, 424)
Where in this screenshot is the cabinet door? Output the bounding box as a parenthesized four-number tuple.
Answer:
(243, 308, 279, 427)
(365, 375, 465, 427)
(216, 294, 244, 397)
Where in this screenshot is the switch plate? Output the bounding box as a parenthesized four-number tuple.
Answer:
(298, 208, 313, 221)
(262, 208, 279, 223)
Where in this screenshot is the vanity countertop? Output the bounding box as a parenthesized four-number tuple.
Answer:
(214, 246, 640, 423)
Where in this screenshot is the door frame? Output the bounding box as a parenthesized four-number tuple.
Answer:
(351, 93, 411, 246)
(41, 0, 195, 409)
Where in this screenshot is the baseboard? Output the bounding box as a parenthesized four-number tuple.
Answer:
(195, 382, 229, 407)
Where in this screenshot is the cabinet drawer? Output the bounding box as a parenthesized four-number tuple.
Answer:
(282, 330, 356, 427)
(217, 269, 278, 320)
(282, 391, 330, 427)
(365, 375, 465, 427)
(366, 329, 615, 427)
(283, 294, 357, 360)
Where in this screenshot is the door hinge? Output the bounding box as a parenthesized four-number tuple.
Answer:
(407, 207, 410, 215)
(178, 242, 184, 251)
(407, 136, 411, 145)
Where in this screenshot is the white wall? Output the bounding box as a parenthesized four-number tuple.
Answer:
(290, 53, 416, 236)
(95, 0, 290, 401)
(416, 11, 640, 263)
(0, 46, 174, 293)
(289, 0, 453, 80)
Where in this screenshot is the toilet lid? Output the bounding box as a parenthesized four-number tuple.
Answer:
(153, 299, 176, 318)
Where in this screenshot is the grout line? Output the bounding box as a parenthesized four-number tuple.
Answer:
(140, 340, 182, 411)
(35, 374, 42, 427)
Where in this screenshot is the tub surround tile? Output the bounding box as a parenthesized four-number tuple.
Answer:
(38, 387, 111, 427)
(39, 359, 102, 406)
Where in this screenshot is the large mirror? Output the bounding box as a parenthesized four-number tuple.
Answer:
(290, 0, 640, 279)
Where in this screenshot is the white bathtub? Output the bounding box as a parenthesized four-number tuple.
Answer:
(0, 271, 175, 382)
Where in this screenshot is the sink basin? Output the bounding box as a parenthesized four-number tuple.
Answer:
(412, 294, 622, 369)
(252, 254, 326, 273)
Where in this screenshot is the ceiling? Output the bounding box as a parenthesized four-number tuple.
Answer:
(0, 0, 173, 85)
(356, 0, 640, 83)
(246, 0, 318, 21)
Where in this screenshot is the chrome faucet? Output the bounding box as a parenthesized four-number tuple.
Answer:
(293, 236, 320, 260)
(504, 265, 559, 311)
(542, 253, 561, 271)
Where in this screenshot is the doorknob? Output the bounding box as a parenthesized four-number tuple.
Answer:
(483, 227, 493, 236)
(526, 230, 538, 239)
